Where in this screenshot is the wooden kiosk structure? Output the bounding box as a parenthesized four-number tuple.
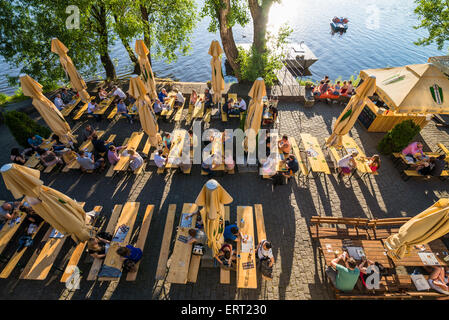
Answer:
(357, 63, 449, 132)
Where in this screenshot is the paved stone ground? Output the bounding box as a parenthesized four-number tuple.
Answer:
(0, 100, 448, 300)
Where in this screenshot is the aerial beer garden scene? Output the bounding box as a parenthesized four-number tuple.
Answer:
(1, 0, 449, 302)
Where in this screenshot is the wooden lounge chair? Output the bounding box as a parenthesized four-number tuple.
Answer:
(126, 205, 154, 281)
(155, 204, 176, 280)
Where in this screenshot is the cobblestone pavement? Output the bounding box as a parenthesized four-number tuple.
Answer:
(0, 101, 448, 300)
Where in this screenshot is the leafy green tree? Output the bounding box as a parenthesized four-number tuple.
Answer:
(414, 0, 449, 50)
(4, 111, 51, 148)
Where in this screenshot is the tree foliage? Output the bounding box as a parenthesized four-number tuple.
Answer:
(414, 0, 449, 50)
(201, 0, 249, 32)
(377, 120, 421, 155)
(4, 110, 51, 148)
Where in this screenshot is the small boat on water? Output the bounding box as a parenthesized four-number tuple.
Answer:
(330, 17, 349, 32)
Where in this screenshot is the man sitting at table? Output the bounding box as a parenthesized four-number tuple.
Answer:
(87, 100, 101, 121)
(174, 89, 185, 108)
(77, 150, 105, 172)
(0, 201, 21, 224)
(61, 88, 74, 104)
(158, 88, 169, 104)
(154, 150, 167, 168)
(153, 99, 163, 115)
(430, 155, 446, 177)
(278, 135, 292, 155)
(92, 134, 112, 157)
(111, 85, 127, 104)
(337, 151, 358, 181)
(79, 124, 96, 142)
(227, 99, 241, 116)
(223, 224, 245, 249)
(127, 149, 144, 172)
(201, 154, 218, 176)
(203, 88, 213, 109)
(326, 250, 360, 292)
(117, 99, 133, 124)
(402, 141, 426, 163)
(27, 134, 44, 152)
(54, 93, 65, 111)
(187, 228, 207, 245)
(283, 154, 299, 179)
(237, 97, 246, 112)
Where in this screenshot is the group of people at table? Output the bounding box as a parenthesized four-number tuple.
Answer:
(313, 75, 356, 98)
(401, 141, 447, 177)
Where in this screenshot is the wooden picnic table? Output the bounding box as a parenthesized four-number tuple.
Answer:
(236, 206, 257, 289)
(93, 97, 115, 115)
(166, 130, 189, 169)
(300, 133, 331, 175)
(78, 130, 105, 153)
(384, 239, 449, 267)
(341, 135, 373, 176)
(113, 131, 144, 171)
(166, 203, 198, 284)
(61, 96, 81, 117)
(0, 211, 26, 256)
(319, 238, 392, 268)
(210, 131, 225, 171)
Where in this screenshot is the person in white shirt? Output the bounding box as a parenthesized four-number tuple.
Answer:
(174, 89, 185, 108)
(153, 99, 163, 115)
(337, 151, 358, 181)
(154, 150, 167, 168)
(237, 97, 247, 111)
(111, 86, 127, 105)
(256, 240, 274, 267)
(54, 94, 65, 111)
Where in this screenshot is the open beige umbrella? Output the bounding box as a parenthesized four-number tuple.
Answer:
(384, 199, 449, 260)
(20, 74, 76, 144)
(195, 179, 233, 256)
(51, 38, 90, 103)
(208, 40, 225, 104)
(128, 75, 160, 147)
(1, 163, 90, 243)
(326, 76, 376, 148)
(135, 40, 157, 101)
(244, 78, 267, 152)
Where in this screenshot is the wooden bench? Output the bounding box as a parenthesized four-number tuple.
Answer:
(20, 202, 86, 280)
(72, 101, 90, 120)
(86, 204, 123, 280)
(60, 206, 103, 283)
(219, 206, 231, 284)
(437, 143, 449, 156)
(97, 201, 140, 281)
(60, 97, 82, 117)
(236, 206, 257, 289)
(367, 217, 411, 239)
(105, 137, 129, 177)
(401, 170, 449, 181)
(166, 203, 198, 284)
(126, 205, 154, 281)
(309, 216, 370, 240)
(174, 100, 185, 122)
(142, 136, 154, 156)
(0, 209, 28, 256)
(155, 204, 176, 280)
(184, 102, 195, 125)
(290, 137, 308, 178)
(254, 204, 272, 281)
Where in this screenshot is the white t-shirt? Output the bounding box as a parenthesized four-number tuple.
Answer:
(238, 99, 247, 110)
(154, 154, 166, 168)
(87, 102, 96, 113)
(176, 92, 185, 104)
(338, 154, 353, 168)
(257, 240, 274, 260)
(54, 97, 64, 109)
(113, 88, 127, 99)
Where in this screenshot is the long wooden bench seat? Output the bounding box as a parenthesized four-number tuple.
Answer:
(72, 101, 90, 120)
(290, 137, 308, 178)
(309, 216, 370, 240)
(60, 206, 103, 283)
(437, 143, 449, 156)
(155, 204, 176, 280)
(86, 204, 123, 281)
(401, 170, 449, 181)
(366, 217, 411, 239)
(174, 100, 185, 122)
(254, 204, 272, 281)
(126, 205, 154, 281)
(328, 146, 342, 173)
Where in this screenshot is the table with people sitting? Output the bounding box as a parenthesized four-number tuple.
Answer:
(341, 135, 375, 178)
(166, 130, 190, 169)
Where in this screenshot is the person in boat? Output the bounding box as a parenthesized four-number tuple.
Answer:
(314, 81, 325, 96)
(347, 81, 355, 96)
(340, 81, 349, 95)
(321, 80, 330, 94)
(333, 81, 342, 95)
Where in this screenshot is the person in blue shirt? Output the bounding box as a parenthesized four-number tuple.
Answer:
(223, 224, 245, 248)
(27, 134, 44, 153)
(117, 99, 133, 123)
(158, 88, 168, 104)
(117, 245, 143, 263)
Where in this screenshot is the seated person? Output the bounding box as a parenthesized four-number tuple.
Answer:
(111, 85, 127, 103)
(127, 149, 144, 172)
(154, 150, 167, 168)
(426, 266, 449, 293)
(117, 99, 133, 123)
(325, 250, 360, 292)
(333, 81, 341, 95)
(162, 133, 172, 152)
(364, 154, 381, 173)
(108, 144, 127, 166)
(337, 151, 358, 180)
(79, 124, 96, 142)
(10, 148, 26, 165)
(76, 150, 105, 172)
(237, 97, 247, 112)
(347, 81, 355, 95)
(184, 208, 203, 229)
(92, 134, 112, 156)
(187, 228, 207, 245)
(52, 136, 71, 154)
(201, 154, 218, 175)
(190, 89, 198, 105)
(0, 201, 21, 224)
(214, 243, 236, 268)
(61, 88, 74, 104)
(28, 134, 44, 152)
(98, 88, 109, 101)
(54, 93, 65, 111)
(203, 88, 213, 109)
(321, 80, 330, 94)
(158, 88, 169, 104)
(153, 99, 163, 115)
(223, 224, 245, 248)
(283, 154, 299, 179)
(340, 81, 349, 95)
(222, 99, 230, 114)
(87, 235, 111, 260)
(117, 244, 143, 263)
(227, 99, 240, 115)
(256, 240, 275, 268)
(314, 81, 325, 96)
(174, 89, 185, 108)
(278, 135, 292, 155)
(430, 155, 446, 177)
(224, 155, 235, 172)
(87, 100, 101, 120)
(357, 256, 376, 290)
(417, 157, 435, 176)
(402, 141, 426, 162)
(37, 149, 63, 167)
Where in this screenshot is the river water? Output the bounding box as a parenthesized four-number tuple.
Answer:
(0, 0, 445, 95)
